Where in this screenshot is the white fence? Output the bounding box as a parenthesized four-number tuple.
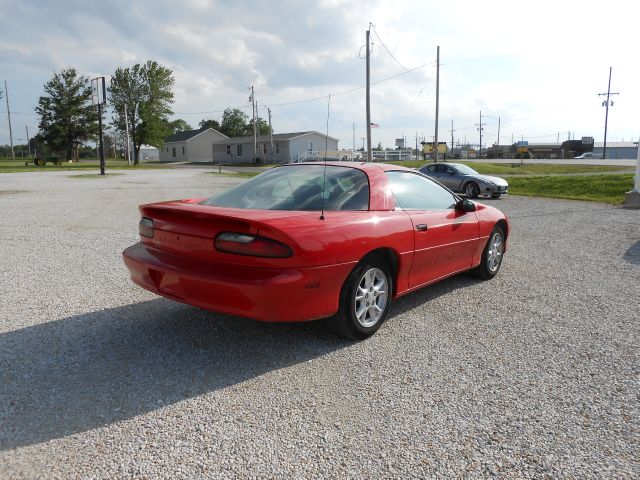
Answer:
(290, 149, 417, 163)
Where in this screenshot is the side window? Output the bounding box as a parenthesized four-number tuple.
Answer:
(276, 142, 280, 153)
(172, 147, 176, 158)
(226, 145, 230, 155)
(236, 144, 243, 156)
(386, 171, 457, 210)
(182, 146, 185, 155)
(435, 164, 448, 173)
(427, 164, 436, 172)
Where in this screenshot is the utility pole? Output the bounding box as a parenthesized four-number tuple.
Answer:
(4, 80, 15, 160)
(361, 137, 366, 151)
(365, 27, 372, 162)
(598, 67, 619, 160)
(250, 86, 257, 163)
(415, 131, 418, 161)
(268, 107, 274, 163)
(434, 46, 440, 162)
(476, 111, 486, 158)
(91, 77, 106, 175)
(25, 125, 31, 157)
(124, 102, 131, 166)
(353, 122, 356, 150)
(449, 120, 455, 160)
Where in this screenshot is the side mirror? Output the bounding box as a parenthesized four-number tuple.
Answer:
(456, 199, 476, 212)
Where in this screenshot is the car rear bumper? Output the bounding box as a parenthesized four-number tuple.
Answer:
(122, 243, 355, 322)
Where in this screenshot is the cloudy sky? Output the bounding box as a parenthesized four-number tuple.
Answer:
(0, 0, 638, 151)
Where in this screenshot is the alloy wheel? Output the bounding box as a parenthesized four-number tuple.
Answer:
(353, 267, 388, 328)
(487, 231, 503, 273)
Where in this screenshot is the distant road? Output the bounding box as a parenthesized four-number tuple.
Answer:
(468, 158, 637, 167)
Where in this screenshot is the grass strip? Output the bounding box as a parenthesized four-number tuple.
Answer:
(386, 160, 632, 175)
(508, 174, 634, 204)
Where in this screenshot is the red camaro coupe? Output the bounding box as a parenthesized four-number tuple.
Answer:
(123, 162, 509, 339)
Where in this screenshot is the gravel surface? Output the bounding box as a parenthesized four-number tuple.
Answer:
(1, 168, 638, 478)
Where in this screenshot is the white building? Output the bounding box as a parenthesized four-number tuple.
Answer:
(593, 142, 638, 159)
(159, 128, 229, 162)
(139, 145, 159, 161)
(212, 131, 339, 164)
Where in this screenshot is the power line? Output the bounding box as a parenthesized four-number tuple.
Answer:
(370, 24, 416, 74)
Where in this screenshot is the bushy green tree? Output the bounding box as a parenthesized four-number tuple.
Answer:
(109, 60, 174, 164)
(166, 118, 192, 135)
(35, 68, 99, 161)
(219, 108, 249, 137)
(248, 117, 271, 136)
(199, 118, 220, 130)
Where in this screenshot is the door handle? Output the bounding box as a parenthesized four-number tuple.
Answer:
(416, 224, 428, 231)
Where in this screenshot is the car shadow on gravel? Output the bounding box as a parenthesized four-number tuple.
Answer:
(0, 299, 348, 451)
(0, 272, 485, 451)
(388, 272, 484, 317)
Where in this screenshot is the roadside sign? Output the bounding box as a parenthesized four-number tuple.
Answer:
(91, 77, 106, 106)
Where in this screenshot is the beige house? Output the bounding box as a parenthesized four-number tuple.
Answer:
(159, 128, 228, 162)
(212, 131, 339, 164)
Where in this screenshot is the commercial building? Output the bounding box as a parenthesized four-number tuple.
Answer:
(593, 142, 638, 159)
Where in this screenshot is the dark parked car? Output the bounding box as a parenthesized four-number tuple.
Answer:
(419, 162, 508, 199)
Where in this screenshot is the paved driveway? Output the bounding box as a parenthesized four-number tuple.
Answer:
(1, 169, 638, 478)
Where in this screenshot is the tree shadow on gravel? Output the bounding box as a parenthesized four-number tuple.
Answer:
(0, 273, 483, 451)
(0, 300, 347, 451)
(623, 240, 640, 265)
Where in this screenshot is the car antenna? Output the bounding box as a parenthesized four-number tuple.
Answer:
(320, 94, 330, 220)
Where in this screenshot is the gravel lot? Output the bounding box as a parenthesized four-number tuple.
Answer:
(1, 168, 638, 478)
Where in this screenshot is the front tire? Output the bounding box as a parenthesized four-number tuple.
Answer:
(472, 226, 505, 279)
(465, 182, 479, 199)
(327, 260, 392, 340)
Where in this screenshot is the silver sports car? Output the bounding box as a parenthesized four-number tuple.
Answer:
(419, 162, 508, 199)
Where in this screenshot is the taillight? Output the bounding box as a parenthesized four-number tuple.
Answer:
(139, 217, 154, 238)
(214, 232, 293, 258)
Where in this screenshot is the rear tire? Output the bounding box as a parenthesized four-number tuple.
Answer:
(472, 226, 505, 280)
(465, 182, 479, 199)
(327, 259, 392, 340)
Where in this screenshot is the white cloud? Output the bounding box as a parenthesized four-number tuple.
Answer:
(0, 0, 639, 148)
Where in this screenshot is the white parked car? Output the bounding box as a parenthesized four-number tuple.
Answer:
(574, 152, 601, 159)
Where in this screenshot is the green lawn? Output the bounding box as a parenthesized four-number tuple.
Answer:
(508, 174, 634, 204)
(387, 160, 633, 176)
(0, 157, 172, 173)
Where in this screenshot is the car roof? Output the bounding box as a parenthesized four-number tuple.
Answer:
(288, 162, 416, 174)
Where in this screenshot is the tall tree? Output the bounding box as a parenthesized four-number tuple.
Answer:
(109, 60, 174, 164)
(247, 117, 271, 136)
(35, 68, 99, 161)
(219, 108, 249, 138)
(199, 118, 220, 130)
(164, 118, 192, 136)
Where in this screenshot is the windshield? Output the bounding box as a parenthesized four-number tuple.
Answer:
(453, 164, 479, 175)
(202, 165, 370, 211)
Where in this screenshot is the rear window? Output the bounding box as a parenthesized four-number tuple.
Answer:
(202, 165, 370, 211)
